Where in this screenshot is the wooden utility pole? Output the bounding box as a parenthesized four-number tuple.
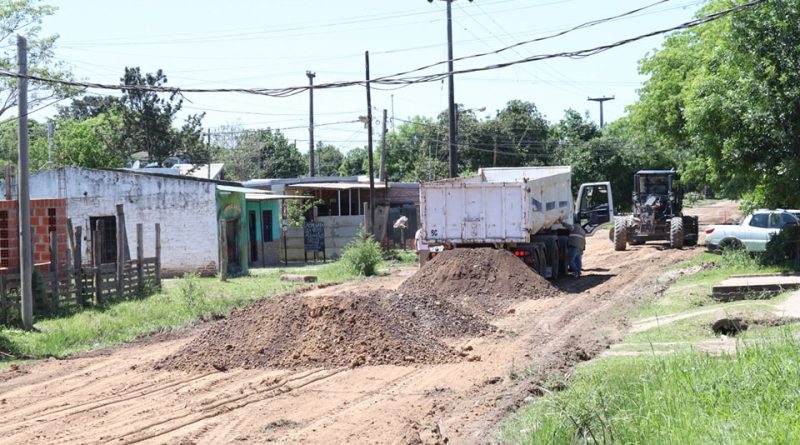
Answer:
(307, 71, 316, 177)
(17, 35, 32, 330)
(365, 51, 376, 236)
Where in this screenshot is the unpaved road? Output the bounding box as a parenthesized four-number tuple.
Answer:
(0, 202, 734, 444)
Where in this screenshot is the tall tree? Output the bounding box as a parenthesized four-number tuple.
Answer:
(0, 1, 74, 118)
(628, 0, 800, 208)
(338, 146, 367, 176)
(118, 67, 208, 165)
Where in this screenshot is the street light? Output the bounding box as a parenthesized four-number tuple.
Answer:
(428, 0, 473, 178)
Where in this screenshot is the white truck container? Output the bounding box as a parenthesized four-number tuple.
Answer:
(419, 166, 613, 278)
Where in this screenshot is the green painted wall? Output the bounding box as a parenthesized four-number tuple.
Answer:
(245, 199, 281, 242)
(216, 190, 249, 274)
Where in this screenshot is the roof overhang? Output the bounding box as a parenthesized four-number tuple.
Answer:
(217, 185, 273, 194)
(288, 182, 387, 190)
(245, 193, 314, 201)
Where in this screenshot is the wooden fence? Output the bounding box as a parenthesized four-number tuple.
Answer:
(0, 215, 161, 324)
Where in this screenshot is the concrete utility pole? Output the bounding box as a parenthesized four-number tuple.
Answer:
(379, 109, 387, 182)
(365, 51, 376, 236)
(587, 96, 615, 128)
(307, 70, 316, 177)
(428, 0, 473, 178)
(17, 35, 32, 330)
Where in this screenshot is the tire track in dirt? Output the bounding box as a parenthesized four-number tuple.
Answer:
(112, 368, 346, 445)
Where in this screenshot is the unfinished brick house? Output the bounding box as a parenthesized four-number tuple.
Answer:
(0, 198, 68, 273)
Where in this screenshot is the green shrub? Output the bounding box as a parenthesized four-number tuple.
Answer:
(341, 232, 383, 276)
(761, 224, 800, 269)
(684, 191, 703, 207)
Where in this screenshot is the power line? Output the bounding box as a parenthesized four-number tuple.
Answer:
(0, 0, 763, 99)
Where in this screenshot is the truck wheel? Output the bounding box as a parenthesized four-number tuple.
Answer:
(670, 216, 684, 249)
(613, 217, 627, 251)
(683, 216, 699, 246)
(549, 243, 560, 280)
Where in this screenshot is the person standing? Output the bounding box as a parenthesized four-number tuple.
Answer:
(567, 223, 586, 278)
(415, 226, 430, 267)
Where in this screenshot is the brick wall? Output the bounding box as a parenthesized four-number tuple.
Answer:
(0, 198, 68, 273)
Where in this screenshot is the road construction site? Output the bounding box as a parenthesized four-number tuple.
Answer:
(0, 202, 738, 444)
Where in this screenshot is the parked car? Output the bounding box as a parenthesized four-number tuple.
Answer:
(705, 209, 799, 252)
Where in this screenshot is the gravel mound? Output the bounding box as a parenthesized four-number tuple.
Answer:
(156, 290, 491, 372)
(398, 248, 559, 313)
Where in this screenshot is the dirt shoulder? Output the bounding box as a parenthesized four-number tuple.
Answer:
(0, 207, 724, 444)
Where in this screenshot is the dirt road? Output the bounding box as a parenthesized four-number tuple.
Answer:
(0, 202, 735, 444)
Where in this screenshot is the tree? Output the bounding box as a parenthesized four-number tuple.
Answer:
(53, 114, 126, 168)
(338, 147, 367, 176)
(313, 143, 343, 176)
(213, 127, 306, 181)
(56, 95, 119, 121)
(627, 0, 800, 208)
(494, 100, 551, 166)
(0, 1, 74, 119)
(118, 67, 208, 165)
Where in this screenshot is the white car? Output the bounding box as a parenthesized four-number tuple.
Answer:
(705, 209, 799, 252)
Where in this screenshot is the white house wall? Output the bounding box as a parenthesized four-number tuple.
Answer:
(26, 167, 218, 275)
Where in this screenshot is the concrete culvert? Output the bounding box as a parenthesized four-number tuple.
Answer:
(711, 317, 748, 336)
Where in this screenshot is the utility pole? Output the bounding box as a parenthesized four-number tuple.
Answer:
(428, 0, 472, 178)
(390, 95, 395, 130)
(379, 109, 387, 182)
(17, 35, 32, 330)
(365, 51, 376, 237)
(46, 120, 54, 167)
(206, 130, 211, 179)
(587, 96, 615, 128)
(306, 70, 316, 177)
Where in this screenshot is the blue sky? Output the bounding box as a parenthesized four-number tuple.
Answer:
(37, 0, 704, 152)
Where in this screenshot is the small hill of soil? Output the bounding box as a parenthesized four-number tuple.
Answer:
(398, 248, 559, 313)
(156, 289, 492, 372)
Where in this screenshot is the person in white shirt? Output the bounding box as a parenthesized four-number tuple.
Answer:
(415, 226, 430, 267)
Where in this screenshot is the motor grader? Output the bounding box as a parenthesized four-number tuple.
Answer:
(612, 170, 698, 250)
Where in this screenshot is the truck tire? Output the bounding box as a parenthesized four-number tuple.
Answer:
(613, 217, 627, 251)
(683, 215, 699, 246)
(549, 242, 560, 280)
(670, 216, 684, 249)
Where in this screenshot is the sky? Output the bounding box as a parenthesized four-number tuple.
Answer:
(32, 0, 705, 153)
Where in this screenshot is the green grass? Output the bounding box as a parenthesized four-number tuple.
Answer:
(501, 332, 800, 444)
(633, 251, 788, 320)
(0, 260, 376, 363)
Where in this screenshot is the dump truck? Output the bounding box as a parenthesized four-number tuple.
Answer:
(419, 166, 613, 279)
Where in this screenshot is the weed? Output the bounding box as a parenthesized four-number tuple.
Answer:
(341, 231, 383, 276)
(261, 419, 299, 431)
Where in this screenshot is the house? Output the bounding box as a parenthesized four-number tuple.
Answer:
(244, 176, 420, 259)
(2, 167, 272, 277)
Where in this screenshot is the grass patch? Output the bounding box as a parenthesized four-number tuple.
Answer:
(633, 251, 788, 320)
(501, 332, 800, 444)
(0, 260, 372, 362)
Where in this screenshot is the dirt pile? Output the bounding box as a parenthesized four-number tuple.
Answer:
(157, 290, 492, 372)
(399, 248, 559, 313)
(158, 248, 554, 373)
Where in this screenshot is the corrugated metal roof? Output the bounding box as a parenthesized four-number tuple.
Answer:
(288, 182, 387, 190)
